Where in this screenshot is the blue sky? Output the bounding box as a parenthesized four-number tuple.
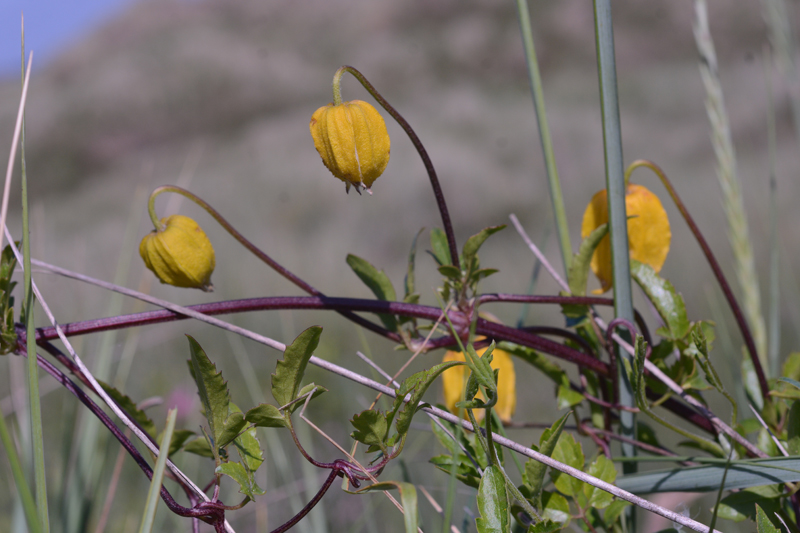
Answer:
(0, 0, 134, 76)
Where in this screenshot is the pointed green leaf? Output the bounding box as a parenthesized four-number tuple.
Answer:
(475, 465, 509, 533)
(429, 454, 482, 489)
(287, 383, 328, 414)
(500, 343, 568, 387)
(99, 382, 157, 439)
(405, 228, 424, 298)
(351, 481, 418, 533)
(778, 377, 800, 393)
(782, 353, 800, 381)
(756, 504, 781, 533)
(603, 499, 631, 526)
(391, 361, 464, 438)
(186, 335, 230, 450)
(462, 225, 506, 266)
(631, 260, 690, 341)
(217, 410, 246, 450)
(717, 485, 782, 523)
(245, 404, 287, 428)
(346, 254, 398, 331)
(164, 429, 195, 457)
(438, 264, 462, 280)
(550, 433, 584, 497)
(556, 385, 584, 410)
(216, 462, 265, 499)
(234, 425, 264, 474)
(183, 437, 214, 458)
(525, 412, 570, 509)
(568, 223, 608, 296)
(430, 228, 451, 266)
(541, 491, 570, 526)
(271, 326, 322, 408)
(584, 455, 617, 509)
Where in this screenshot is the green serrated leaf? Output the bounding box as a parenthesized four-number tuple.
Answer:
(234, 425, 264, 474)
(475, 465, 509, 533)
(183, 437, 214, 458)
(99, 381, 158, 439)
(350, 409, 389, 454)
(244, 403, 287, 428)
(271, 326, 322, 409)
(216, 461, 265, 499)
(462, 225, 506, 266)
(550, 433, 584, 497)
(430, 228, 451, 266)
(350, 481, 418, 533)
(756, 504, 781, 533)
(525, 412, 569, 510)
(630, 260, 690, 341)
(584, 455, 616, 509)
(526, 519, 561, 533)
(186, 336, 230, 452)
(391, 361, 464, 438)
(568, 223, 608, 296)
(541, 491, 571, 526)
(346, 254, 398, 332)
(717, 485, 782, 523)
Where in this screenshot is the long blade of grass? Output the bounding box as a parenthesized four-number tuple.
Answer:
(0, 404, 41, 533)
(592, 0, 637, 474)
(514, 0, 572, 272)
(17, 30, 49, 531)
(138, 409, 177, 533)
(765, 51, 781, 378)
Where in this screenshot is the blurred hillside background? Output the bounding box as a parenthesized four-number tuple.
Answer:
(1, 0, 798, 531)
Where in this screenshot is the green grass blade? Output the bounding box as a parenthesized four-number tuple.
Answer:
(615, 456, 800, 493)
(0, 405, 41, 533)
(765, 54, 781, 378)
(138, 409, 177, 533)
(19, 30, 49, 531)
(592, 0, 637, 474)
(514, 0, 572, 272)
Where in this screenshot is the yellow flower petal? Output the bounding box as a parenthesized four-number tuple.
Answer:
(140, 215, 215, 291)
(581, 184, 671, 294)
(309, 100, 390, 193)
(442, 346, 516, 423)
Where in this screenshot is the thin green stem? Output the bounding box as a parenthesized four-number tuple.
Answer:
(592, 0, 636, 477)
(20, 31, 49, 531)
(333, 66, 460, 269)
(624, 159, 769, 398)
(514, 0, 572, 272)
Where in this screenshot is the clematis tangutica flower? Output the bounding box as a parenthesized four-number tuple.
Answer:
(581, 183, 671, 293)
(140, 214, 215, 291)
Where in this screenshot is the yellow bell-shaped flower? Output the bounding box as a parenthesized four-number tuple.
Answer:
(581, 183, 671, 294)
(140, 215, 215, 291)
(442, 346, 516, 423)
(309, 100, 390, 193)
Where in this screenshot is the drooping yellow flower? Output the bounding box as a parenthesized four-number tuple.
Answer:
(442, 346, 516, 423)
(581, 183, 671, 293)
(140, 215, 215, 291)
(309, 100, 390, 193)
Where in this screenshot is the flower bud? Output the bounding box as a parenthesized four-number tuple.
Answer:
(442, 345, 516, 423)
(309, 100, 390, 193)
(140, 215, 215, 291)
(581, 183, 671, 293)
